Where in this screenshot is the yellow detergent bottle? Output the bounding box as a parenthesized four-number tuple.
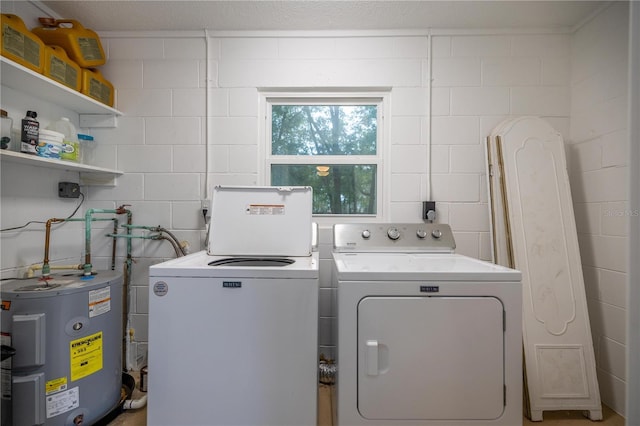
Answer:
(43, 45, 81, 91)
(1, 14, 45, 73)
(81, 68, 114, 107)
(32, 17, 105, 68)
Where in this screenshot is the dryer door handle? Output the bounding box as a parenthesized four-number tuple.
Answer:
(366, 340, 379, 376)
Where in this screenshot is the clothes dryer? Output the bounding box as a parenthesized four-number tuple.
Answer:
(332, 223, 522, 426)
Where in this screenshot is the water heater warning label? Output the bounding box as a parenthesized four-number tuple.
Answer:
(46, 386, 79, 418)
(246, 204, 285, 215)
(46, 377, 68, 395)
(88, 286, 111, 318)
(70, 332, 103, 381)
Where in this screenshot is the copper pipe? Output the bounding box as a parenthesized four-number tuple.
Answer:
(42, 218, 66, 279)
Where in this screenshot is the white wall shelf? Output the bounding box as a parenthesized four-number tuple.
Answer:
(1, 150, 123, 186)
(1, 56, 124, 184)
(1, 56, 123, 116)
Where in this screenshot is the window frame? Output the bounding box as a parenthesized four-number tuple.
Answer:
(259, 89, 390, 222)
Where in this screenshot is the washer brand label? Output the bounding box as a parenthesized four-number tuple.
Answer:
(153, 281, 168, 296)
(420, 285, 440, 293)
(223, 281, 242, 288)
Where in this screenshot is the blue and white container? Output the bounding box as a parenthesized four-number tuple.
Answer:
(37, 129, 64, 159)
(46, 117, 78, 162)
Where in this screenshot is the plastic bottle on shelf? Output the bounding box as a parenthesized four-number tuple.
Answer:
(20, 111, 39, 155)
(1, 110, 12, 150)
(78, 133, 96, 165)
(46, 117, 79, 162)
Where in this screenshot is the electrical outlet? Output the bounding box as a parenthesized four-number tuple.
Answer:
(422, 201, 436, 222)
(59, 182, 80, 198)
(201, 199, 211, 224)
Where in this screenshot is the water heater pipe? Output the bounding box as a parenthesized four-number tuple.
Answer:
(83, 206, 132, 276)
(39, 217, 118, 280)
(41, 218, 67, 279)
(27, 264, 83, 278)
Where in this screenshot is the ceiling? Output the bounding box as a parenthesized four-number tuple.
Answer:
(39, 1, 607, 32)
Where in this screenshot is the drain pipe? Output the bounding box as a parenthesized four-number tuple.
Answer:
(122, 394, 147, 410)
(111, 217, 119, 271)
(123, 207, 133, 371)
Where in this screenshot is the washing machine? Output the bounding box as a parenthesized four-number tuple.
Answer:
(147, 186, 319, 426)
(332, 223, 522, 426)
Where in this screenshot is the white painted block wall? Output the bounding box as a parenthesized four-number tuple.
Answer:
(0, 1, 630, 417)
(568, 2, 630, 415)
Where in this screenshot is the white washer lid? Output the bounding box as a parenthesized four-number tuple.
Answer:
(208, 186, 313, 256)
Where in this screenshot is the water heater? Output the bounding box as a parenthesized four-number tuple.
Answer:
(1, 271, 123, 426)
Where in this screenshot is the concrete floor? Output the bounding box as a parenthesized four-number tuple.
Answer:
(108, 382, 625, 426)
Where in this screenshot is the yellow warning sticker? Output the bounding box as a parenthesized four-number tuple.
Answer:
(70, 331, 103, 381)
(46, 376, 68, 395)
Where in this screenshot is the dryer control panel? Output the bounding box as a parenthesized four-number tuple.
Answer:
(333, 223, 456, 252)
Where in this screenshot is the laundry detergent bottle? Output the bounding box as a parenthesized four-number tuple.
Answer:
(20, 110, 39, 155)
(47, 117, 79, 161)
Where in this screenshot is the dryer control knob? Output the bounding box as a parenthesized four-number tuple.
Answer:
(387, 227, 400, 240)
(431, 229, 442, 239)
(362, 230, 371, 239)
(416, 229, 427, 239)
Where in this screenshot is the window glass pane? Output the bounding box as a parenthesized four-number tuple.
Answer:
(271, 164, 377, 214)
(271, 105, 377, 156)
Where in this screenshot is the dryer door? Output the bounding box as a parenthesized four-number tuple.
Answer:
(357, 296, 504, 420)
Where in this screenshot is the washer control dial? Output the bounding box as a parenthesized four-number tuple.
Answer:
(362, 230, 371, 239)
(387, 227, 401, 240)
(431, 229, 443, 239)
(416, 229, 427, 239)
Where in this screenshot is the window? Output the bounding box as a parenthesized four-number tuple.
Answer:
(262, 92, 387, 217)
